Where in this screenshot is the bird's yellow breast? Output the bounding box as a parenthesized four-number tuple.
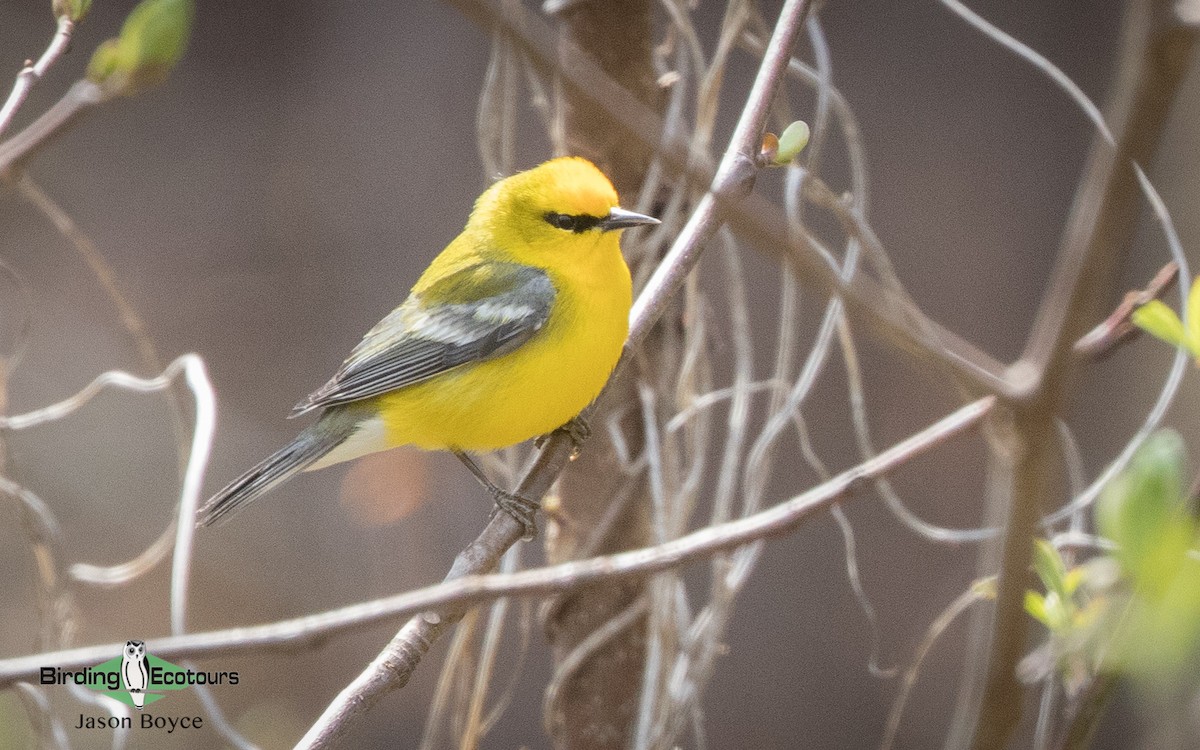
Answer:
(372, 237, 632, 451)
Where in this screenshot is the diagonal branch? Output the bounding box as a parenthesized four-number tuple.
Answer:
(0, 16, 76, 139)
(0, 80, 105, 178)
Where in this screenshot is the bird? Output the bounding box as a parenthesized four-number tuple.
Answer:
(198, 156, 658, 538)
(120, 640, 149, 710)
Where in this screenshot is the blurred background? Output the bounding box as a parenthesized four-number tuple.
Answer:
(0, 0, 1196, 747)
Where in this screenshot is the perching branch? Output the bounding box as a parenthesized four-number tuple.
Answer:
(0, 395, 993, 688)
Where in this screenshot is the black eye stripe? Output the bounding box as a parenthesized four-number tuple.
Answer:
(545, 212, 603, 233)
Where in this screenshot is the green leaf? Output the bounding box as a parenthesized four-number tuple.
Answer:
(87, 39, 121, 84)
(1043, 592, 1070, 632)
(1096, 430, 1189, 592)
(1187, 276, 1200, 354)
(1032, 539, 1069, 605)
(1112, 559, 1200, 686)
(52, 0, 91, 22)
(88, 0, 194, 95)
(773, 120, 810, 165)
(1063, 565, 1085, 597)
(1025, 590, 1050, 626)
(121, 0, 193, 81)
(1132, 300, 1188, 349)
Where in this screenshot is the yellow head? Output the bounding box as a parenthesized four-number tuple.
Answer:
(467, 157, 658, 265)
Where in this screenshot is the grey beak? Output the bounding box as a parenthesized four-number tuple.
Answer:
(601, 207, 660, 231)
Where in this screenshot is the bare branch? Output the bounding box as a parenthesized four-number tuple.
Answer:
(0, 16, 75, 139)
(1073, 261, 1179, 358)
(0, 80, 105, 177)
(15, 175, 200, 591)
(880, 580, 995, 750)
(0, 396, 994, 689)
(0, 353, 217, 643)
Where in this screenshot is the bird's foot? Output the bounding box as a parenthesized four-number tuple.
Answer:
(535, 416, 591, 459)
(489, 488, 539, 541)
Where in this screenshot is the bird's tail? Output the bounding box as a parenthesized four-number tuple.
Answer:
(198, 408, 363, 527)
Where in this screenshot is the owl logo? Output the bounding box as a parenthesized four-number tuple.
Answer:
(120, 640, 149, 710)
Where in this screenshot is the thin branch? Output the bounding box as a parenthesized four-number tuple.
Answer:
(15, 175, 197, 588)
(0, 355, 207, 431)
(1038, 166, 1190, 530)
(880, 580, 994, 750)
(0, 396, 994, 688)
(0, 79, 105, 177)
(544, 595, 651, 740)
(15, 177, 170, 402)
(167, 361, 216, 636)
(0, 354, 217, 674)
(1072, 260, 1179, 358)
(0, 16, 75, 139)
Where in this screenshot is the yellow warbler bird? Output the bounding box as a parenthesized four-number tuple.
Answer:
(199, 157, 657, 536)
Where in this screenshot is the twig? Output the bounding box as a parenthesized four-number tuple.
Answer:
(0, 79, 105, 177)
(544, 595, 651, 740)
(16, 174, 198, 586)
(0, 16, 75, 139)
(0, 353, 217, 700)
(0, 355, 207, 431)
(1038, 167, 1189, 530)
(296, 1, 813, 745)
(15, 177, 168, 399)
(880, 579, 995, 750)
(166, 360, 216, 636)
(0, 396, 994, 688)
(1072, 260, 1180, 357)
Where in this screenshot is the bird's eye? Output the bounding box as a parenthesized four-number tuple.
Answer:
(545, 212, 577, 231)
(545, 212, 604, 233)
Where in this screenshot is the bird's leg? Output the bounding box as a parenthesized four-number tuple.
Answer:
(534, 415, 591, 458)
(452, 450, 538, 541)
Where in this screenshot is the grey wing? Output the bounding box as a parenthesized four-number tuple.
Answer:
(292, 262, 555, 415)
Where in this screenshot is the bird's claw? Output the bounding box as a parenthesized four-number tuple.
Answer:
(490, 488, 539, 541)
(562, 416, 591, 451)
(535, 416, 591, 459)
